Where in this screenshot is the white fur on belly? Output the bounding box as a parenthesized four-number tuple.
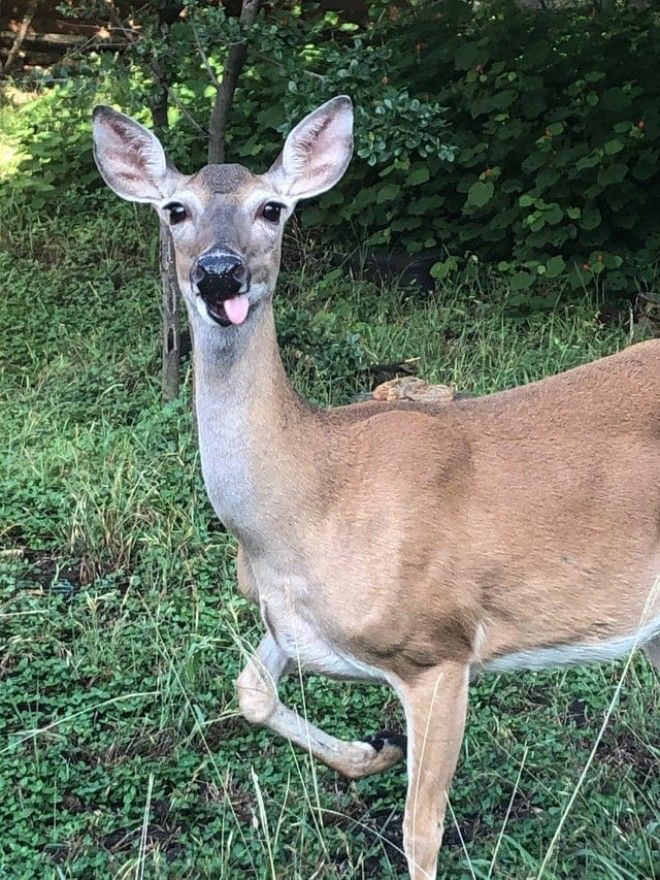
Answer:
(483, 616, 660, 673)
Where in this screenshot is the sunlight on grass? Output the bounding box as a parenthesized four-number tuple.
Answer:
(0, 86, 37, 178)
(0, 140, 22, 178)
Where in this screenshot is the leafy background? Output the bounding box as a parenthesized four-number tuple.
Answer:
(3, 0, 660, 304)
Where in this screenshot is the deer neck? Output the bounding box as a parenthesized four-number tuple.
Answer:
(191, 300, 321, 548)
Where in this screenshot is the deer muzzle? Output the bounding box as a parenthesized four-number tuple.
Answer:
(192, 250, 252, 326)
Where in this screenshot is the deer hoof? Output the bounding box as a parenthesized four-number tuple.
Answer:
(363, 730, 407, 758)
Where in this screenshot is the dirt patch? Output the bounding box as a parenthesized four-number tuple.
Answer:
(0, 652, 16, 680)
(324, 800, 407, 876)
(101, 821, 182, 862)
(198, 778, 255, 825)
(323, 778, 543, 875)
(562, 697, 588, 728)
(16, 548, 85, 593)
(102, 728, 179, 765)
(9, 547, 125, 595)
(203, 714, 244, 751)
(442, 814, 480, 848)
(98, 797, 182, 861)
(596, 728, 658, 786)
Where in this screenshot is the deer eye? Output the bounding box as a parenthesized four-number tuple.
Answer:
(163, 202, 187, 225)
(261, 202, 283, 224)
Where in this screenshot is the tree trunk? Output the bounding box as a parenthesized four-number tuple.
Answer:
(2, 0, 40, 77)
(150, 88, 169, 140)
(160, 222, 181, 402)
(208, 0, 262, 164)
(151, 85, 182, 404)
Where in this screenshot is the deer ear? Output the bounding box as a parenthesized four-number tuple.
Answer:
(92, 106, 181, 203)
(269, 96, 354, 201)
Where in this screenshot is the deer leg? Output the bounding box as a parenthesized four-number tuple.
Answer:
(395, 661, 470, 880)
(236, 633, 405, 779)
(644, 637, 660, 670)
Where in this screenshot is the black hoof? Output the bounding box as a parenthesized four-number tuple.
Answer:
(363, 729, 407, 755)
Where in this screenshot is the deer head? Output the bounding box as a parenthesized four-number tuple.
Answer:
(91, 97, 353, 332)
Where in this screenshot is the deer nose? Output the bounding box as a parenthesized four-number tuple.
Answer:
(192, 252, 249, 300)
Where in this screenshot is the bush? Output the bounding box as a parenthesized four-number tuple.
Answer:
(383, 0, 660, 300)
(2, 1, 659, 302)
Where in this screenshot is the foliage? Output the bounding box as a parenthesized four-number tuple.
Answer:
(0, 77, 100, 201)
(248, 0, 660, 300)
(1, 0, 659, 306)
(395, 0, 660, 301)
(1, 195, 658, 878)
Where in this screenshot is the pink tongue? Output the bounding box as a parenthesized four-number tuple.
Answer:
(223, 294, 250, 325)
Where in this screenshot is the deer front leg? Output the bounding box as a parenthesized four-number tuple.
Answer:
(396, 662, 470, 880)
(236, 633, 405, 779)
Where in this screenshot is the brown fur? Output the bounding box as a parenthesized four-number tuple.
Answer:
(92, 98, 660, 880)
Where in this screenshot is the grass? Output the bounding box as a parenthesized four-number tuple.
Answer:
(1, 194, 658, 880)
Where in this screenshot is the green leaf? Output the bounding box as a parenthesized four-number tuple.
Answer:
(580, 205, 602, 231)
(605, 270, 628, 292)
(597, 163, 627, 187)
(493, 89, 517, 110)
(601, 87, 630, 112)
(466, 180, 494, 209)
(519, 194, 535, 208)
(544, 203, 563, 225)
(407, 167, 430, 186)
(509, 271, 535, 290)
(545, 255, 565, 278)
(430, 257, 459, 280)
(546, 122, 564, 136)
(408, 195, 445, 215)
(454, 43, 484, 71)
(390, 216, 422, 232)
(353, 186, 378, 210)
(376, 184, 401, 203)
(576, 154, 599, 171)
(536, 168, 560, 189)
(365, 229, 390, 246)
(632, 149, 658, 181)
(519, 42, 550, 69)
(604, 140, 624, 155)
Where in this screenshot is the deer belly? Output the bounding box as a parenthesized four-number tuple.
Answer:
(484, 614, 660, 673)
(259, 588, 385, 683)
(276, 629, 385, 681)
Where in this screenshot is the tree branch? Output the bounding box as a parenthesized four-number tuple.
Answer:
(99, 0, 206, 137)
(207, 0, 263, 165)
(252, 50, 326, 82)
(2, 0, 40, 77)
(191, 19, 219, 88)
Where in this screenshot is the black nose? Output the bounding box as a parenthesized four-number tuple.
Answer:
(192, 252, 249, 301)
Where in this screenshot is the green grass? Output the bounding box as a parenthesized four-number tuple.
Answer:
(1, 197, 658, 880)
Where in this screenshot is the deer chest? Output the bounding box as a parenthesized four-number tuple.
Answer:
(248, 560, 386, 683)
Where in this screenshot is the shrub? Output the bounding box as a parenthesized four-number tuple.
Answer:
(383, 0, 660, 299)
(2, 1, 658, 302)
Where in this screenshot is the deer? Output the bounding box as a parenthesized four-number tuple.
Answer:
(92, 96, 660, 880)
